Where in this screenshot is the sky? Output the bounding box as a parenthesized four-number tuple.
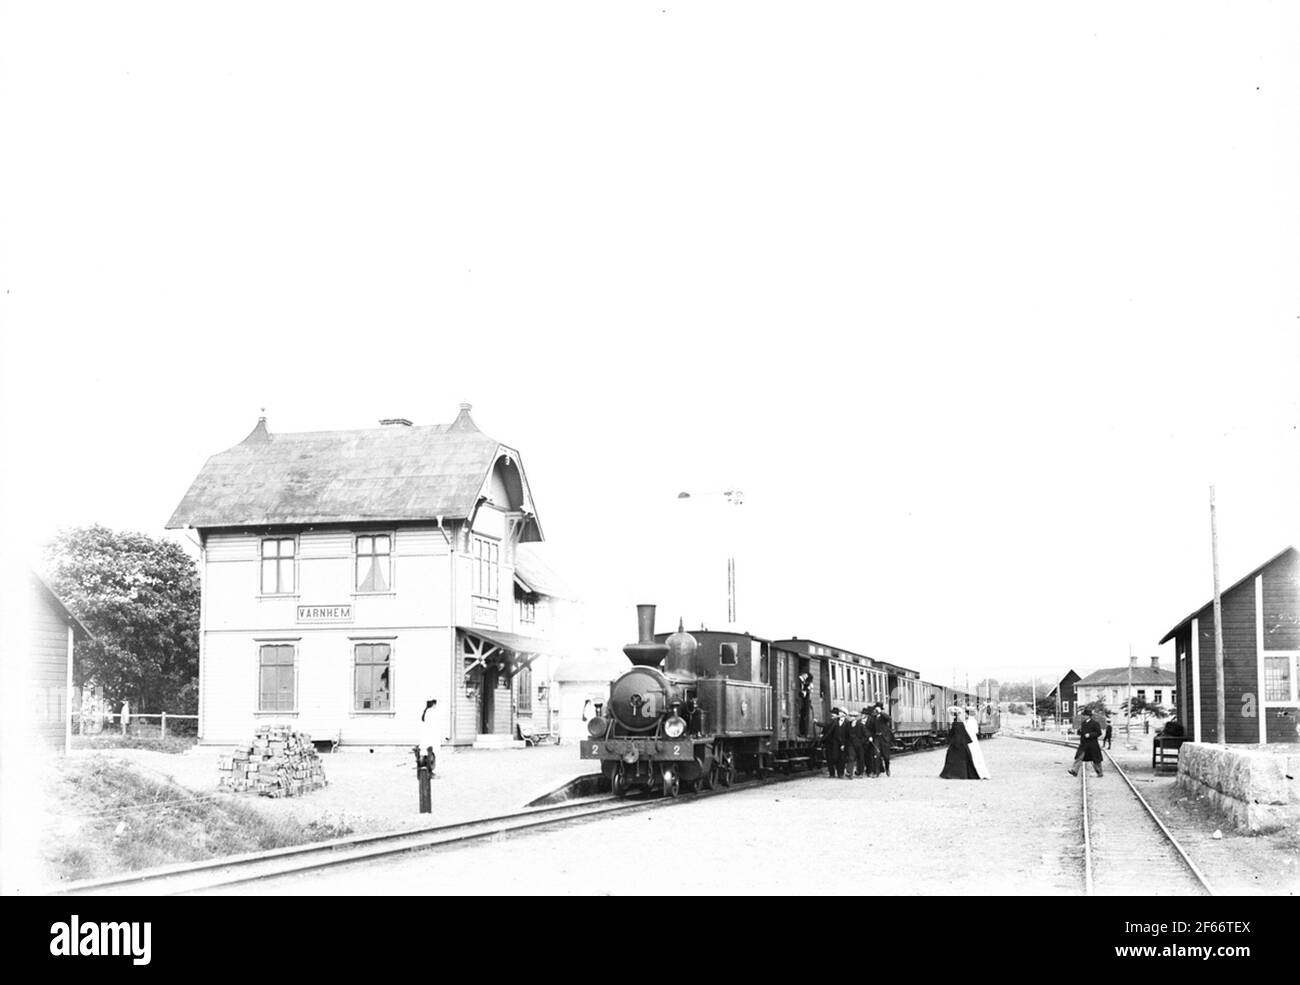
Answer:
(2, 1, 1298, 690)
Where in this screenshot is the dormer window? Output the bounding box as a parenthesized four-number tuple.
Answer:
(356, 535, 392, 593)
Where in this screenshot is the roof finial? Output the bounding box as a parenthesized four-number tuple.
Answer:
(259, 406, 266, 423)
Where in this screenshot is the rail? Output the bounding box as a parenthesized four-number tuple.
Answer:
(1010, 730, 1214, 896)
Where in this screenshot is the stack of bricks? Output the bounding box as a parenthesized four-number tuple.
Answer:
(218, 725, 328, 798)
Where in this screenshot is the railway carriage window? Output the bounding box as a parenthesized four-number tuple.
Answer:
(260, 538, 295, 595)
(353, 643, 392, 711)
(356, 535, 392, 593)
(258, 644, 296, 712)
(719, 642, 738, 666)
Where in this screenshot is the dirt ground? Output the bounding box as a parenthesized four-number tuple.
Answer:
(212, 735, 1092, 895)
(81, 741, 591, 835)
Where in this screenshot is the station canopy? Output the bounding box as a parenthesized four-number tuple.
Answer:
(459, 626, 569, 681)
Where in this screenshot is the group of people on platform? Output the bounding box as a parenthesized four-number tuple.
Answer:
(819, 703, 894, 779)
(939, 706, 992, 780)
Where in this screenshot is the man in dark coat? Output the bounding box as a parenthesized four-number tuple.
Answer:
(872, 702, 893, 777)
(847, 711, 867, 777)
(939, 708, 977, 779)
(1103, 720, 1113, 750)
(1069, 709, 1104, 776)
(798, 672, 814, 736)
(822, 708, 847, 778)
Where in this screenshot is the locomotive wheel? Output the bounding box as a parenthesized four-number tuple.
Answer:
(755, 754, 769, 779)
(664, 772, 679, 798)
(702, 763, 717, 791)
(612, 769, 628, 799)
(720, 753, 736, 787)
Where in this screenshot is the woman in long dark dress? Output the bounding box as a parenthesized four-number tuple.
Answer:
(940, 708, 978, 779)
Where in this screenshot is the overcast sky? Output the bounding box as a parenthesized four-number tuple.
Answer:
(3, 2, 1297, 687)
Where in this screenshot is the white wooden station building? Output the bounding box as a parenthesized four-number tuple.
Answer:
(167, 405, 572, 748)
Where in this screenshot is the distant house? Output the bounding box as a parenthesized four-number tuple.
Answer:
(1047, 670, 1081, 719)
(29, 572, 91, 753)
(1074, 658, 1176, 717)
(167, 405, 575, 748)
(1158, 545, 1299, 744)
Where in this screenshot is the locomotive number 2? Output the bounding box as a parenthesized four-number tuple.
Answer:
(590, 744, 598, 756)
(672, 745, 681, 755)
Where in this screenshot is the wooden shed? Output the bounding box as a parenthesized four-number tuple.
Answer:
(29, 572, 91, 753)
(1159, 545, 1300, 744)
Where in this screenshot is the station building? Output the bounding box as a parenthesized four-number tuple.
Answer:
(167, 405, 571, 748)
(1158, 545, 1299, 744)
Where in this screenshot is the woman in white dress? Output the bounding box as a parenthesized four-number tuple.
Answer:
(964, 706, 991, 779)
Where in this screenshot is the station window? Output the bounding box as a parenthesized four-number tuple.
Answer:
(260, 538, 296, 595)
(516, 664, 532, 714)
(356, 535, 392, 593)
(258, 644, 296, 712)
(353, 642, 392, 711)
(1136, 689, 1146, 702)
(1153, 690, 1162, 705)
(1264, 655, 1294, 702)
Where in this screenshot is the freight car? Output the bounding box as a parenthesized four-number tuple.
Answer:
(581, 605, 999, 797)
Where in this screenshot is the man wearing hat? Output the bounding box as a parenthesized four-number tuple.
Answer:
(1069, 708, 1104, 777)
(872, 701, 893, 777)
(822, 708, 847, 778)
(847, 710, 868, 778)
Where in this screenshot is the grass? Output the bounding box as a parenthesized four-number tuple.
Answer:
(71, 734, 198, 754)
(42, 754, 353, 884)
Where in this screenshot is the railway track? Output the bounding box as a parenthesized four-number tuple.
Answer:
(1012, 732, 1214, 896)
(50, 763, 830, 896)
(52, 735, 972, 896)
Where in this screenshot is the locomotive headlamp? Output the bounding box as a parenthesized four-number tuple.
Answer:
(664, 715, 687, 738)
(586, 716, 607, 738)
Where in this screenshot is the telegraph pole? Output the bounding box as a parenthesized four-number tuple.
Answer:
(1210, 486, 1227, 745)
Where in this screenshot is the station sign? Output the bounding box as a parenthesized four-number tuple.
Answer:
(297, 604, 354, 624)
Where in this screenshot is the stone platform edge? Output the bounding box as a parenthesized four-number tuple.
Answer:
(1176, 741, 1300, 834)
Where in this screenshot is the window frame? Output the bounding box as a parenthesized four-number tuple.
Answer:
(1263, 652, 1300, 705)
(259, 537, 298, 597)
(354, 533, 395, 594)
(515, 664, 533, 715)
(352, 640, 395, 714)
(256, 642, 298, 714)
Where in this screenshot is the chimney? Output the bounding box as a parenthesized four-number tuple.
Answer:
(379, 418, 413, 427)
(1150, 656, 1160, 672)
(1130, 654, 1138, 670)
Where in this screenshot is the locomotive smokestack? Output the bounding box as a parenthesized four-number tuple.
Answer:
(623, 604, 669, 667)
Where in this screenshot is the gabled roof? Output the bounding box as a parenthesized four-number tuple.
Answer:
(31, 571, 92, 641)
(1075, 666, 1177, 687)
(167, 406, 541, 538)
(1158, 545, 1297, 644)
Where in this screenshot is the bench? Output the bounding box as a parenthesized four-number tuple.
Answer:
(1152, 735, 1188, 772)
(515, 724, 557, 747)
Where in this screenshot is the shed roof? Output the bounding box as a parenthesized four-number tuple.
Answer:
(1075, 666, 1177, 687)
(167, 406, 540, 537)
(514, 546, 572, 599)
(1157, 545, 1297, 644)
(31, 571, 92, 641)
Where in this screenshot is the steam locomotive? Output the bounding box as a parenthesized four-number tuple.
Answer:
(580, 605, 999, 797)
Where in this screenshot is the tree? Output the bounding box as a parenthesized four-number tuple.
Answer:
(1034, 695, 1058, 721)
(1080, 699, 1109, 719)
(1121, 696, 1168, 720)
(43, 525, 199, 713)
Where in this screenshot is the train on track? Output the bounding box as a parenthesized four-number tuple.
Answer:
(581, 605, 1000, 796)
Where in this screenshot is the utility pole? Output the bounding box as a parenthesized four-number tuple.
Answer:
(1210, 486, 1227, 746)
